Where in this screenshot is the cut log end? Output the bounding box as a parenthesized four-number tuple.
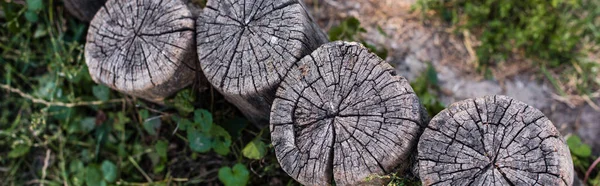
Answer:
(62, 0, 106, 22)
(196, 0, 328, 125)
(85, 0, 198, 102)
(271, 41, 426, 186)
(417, 95, 574, 186)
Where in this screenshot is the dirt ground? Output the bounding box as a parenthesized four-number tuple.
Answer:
(303, 0, 600, 158)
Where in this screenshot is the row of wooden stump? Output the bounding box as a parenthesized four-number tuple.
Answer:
(67, 0, 575, 185)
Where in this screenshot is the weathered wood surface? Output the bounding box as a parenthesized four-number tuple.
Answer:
(85, 0, 198, 102)
(63, 0, 106, 22)
(196, 0, 328, 125)
(271, 41, 427, 186)
(418, 95, 573, 186)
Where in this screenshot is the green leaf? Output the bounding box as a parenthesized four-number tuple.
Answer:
(26, 0, 43, 11)
(211, 125, 232, 156)
(242, 139, 267, 160)
(92, 85, 110, 101)
(81, 149, 93, 163)
(24, 11, 38, 23)
(80, 117, 97, 133)
(143, 117, 161, 136)
(86, 165, 106, 186)
(70, 160, 86, 185)
(194, 109, 213, 132)
(113, 112, 130, 132)
(171, 89, 195, 115)
(33, 25, 48, 38)
(188, 128, 211, 153)
(117, 143, 128, 158)
(425, 63, 439, 86)
(147, 152, 160, 167)
(346, 17, 361, 31)
(155, 140, 168, 158)
(567, 135, 591, 158)
(328, 26, 344, 41)
(69, 160, 85, 173)
(139, 109, 149, 120)
(176, 117, 193, 131)
(153, 163, 165, 173)
(218, 163, 250, 186)
(94, 123, 110, 146)
(101, 160, 117, 183)
(8, 143, 30, 158)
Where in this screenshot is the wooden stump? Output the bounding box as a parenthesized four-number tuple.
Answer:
(417, 95, 574, 186)
(85, 0, 198, 103)
(196, 0, 328, 125)
(270, 41, 427, 185)
(62, 0, 106, 22)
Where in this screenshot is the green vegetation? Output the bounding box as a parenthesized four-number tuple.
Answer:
(415, 0, 600, 95)
(0, 1, 292, 185)
(567, 135, 600, 185)
(410, 63, 446, 116)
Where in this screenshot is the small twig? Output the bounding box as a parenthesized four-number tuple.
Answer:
(115, 181, 150, 186)
(582, 95, 600, 111)
(1, 84, 125, 107)
(137, 104, 169, 115)
(41, 149, 51, 186)
(462, 30, 478, 66)
(323, 0, 343, 9)
(25, 180, 44, 185)
(584, 156, 600, 184)
(171, 178, 189, 182)
(551, 93, 577, 108)
(57, 130, 70, 186)
(128, 156, 153, 183)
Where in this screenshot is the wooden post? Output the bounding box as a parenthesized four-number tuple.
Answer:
(417, 95, 574, 186)
(270, 41, 427, 185)
(196, 0, 328, 126)
(85, 0, 199, 103)
(62, 0, 106, 22)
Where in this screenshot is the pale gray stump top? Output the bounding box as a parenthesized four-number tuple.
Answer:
(85, 0, 197, 102)
(63, 0, 107, 22)
(271, 41, 426, 186)
(196, 0, 328, 125)
(418, 95, 574, 186)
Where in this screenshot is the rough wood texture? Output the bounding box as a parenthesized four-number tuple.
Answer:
(196, 0, 328, 125)
(418, 95, 573, 186)
(85, 0, 198, 102)
(271, 41, 426, 186)
(63, 0, 107, 22)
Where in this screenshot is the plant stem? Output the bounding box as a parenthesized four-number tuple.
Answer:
(0, 83, 125, 107)
(128, 156, 153, 183)
(584, 156, 600, 184)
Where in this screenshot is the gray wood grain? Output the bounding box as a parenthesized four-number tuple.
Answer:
(196, 0, 328, 126)
(63, 0, 106, 22)
(271, 41, 426, 186)
(85, 0, 198, 103)
(418, 95, 574, 186)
